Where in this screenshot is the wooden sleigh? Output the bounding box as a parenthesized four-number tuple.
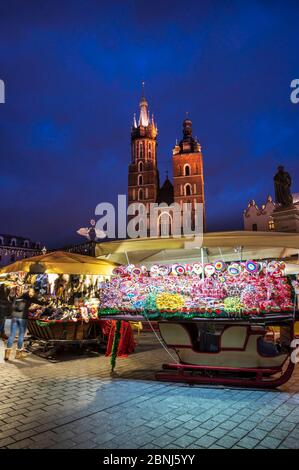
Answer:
(156, 318, 298, 388)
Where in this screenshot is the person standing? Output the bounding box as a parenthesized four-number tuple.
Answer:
(0, 283, 11, 342)
(5, 287, 35, 361)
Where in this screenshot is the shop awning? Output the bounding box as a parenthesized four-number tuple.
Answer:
(0, 250, 117, 275)
(95, 231, 299, 266)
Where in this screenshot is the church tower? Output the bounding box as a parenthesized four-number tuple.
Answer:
(172, 117, 205, 231)
(128, 85, 159, 211)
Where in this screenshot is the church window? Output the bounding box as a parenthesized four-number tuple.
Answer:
(252, 223, 257, 231)
(138, 161, 143, 172)
(148, 142, 152, 159)
(138, 174, 143, 186)
(184, 164, 191, 176)
(184, 184, 192, 196)
(139, 142, 143, 158)
(138, 189, 144, 200)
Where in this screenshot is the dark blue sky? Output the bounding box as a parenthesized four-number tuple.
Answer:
(0, 0, 299, 248)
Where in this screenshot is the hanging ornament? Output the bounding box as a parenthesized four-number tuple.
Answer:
(175, 265, 185, 276)
(279, 261, 286, 273)
(185, 264, 193, 275)
(214, 260, 226, 272)
(205, 264, 215, 277)
(227, 263, 241, 276)
(192, 263, 203, 275)
(158, 265, 169, 276)
(150, 265, 160, 276)
(126, 264, 135, 274)
(112, 267, 124, 276)
(132, 267, 142, 277)
(245, 260, 260, 274)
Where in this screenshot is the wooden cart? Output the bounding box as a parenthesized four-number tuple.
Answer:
(26, 319, 104, 358)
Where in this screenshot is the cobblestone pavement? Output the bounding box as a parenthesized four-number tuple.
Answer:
(1, 332, 299, 450)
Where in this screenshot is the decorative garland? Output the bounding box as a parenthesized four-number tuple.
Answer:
(99, 307, 294, 321)
(36, 320, 57, 327)
(110, 320, 121, 372)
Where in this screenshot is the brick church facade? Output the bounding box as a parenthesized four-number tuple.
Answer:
(128, 88, 205, 235)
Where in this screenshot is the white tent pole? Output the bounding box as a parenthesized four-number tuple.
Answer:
(125, 251, 130, 265)
(201, 247, 205, 280)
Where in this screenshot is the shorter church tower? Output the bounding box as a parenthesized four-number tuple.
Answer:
(128, 85, 159, 212)
(172, 117, 205, 231)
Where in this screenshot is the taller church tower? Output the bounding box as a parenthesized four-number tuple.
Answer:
(128, 85, 159, 210)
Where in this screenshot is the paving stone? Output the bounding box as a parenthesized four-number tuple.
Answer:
(194, 435, 217, 448)
(0, 437, 16, 448)
(258, 436, 281, 449)
(150, 434, 174, 447)
(183, 419, 201, 431)
(0, 428, 18, 439)
(247, 428, 268, 440)
(228, 427, 249, 439)
(219, 420, 238, 431)
(208, 427, 228, 439)
(172, 435, 196, 448)
(217, 435, 239, 448)
(188, 427, 208, 439)
(268, 428, 289, 440)
(164, 419, 183, 429)
(239, 420, 258, 432)
(277, 421, 296, 432)
(7, 438, 34, 449)
(281, 437, 299, 449)
(238, 436, 260, 449)
(168, 427, 188, 438)
(256, 420, 277, 432)
(200, 420, 220, 431)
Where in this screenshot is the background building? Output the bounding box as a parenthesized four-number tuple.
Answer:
(243, 193, 299, 232)
(0, 234, 42, 267)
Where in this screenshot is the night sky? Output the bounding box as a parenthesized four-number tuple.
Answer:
(0, 0, 299, 248)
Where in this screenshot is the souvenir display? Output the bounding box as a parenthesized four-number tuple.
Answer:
(3, 272, 104, 323)
(28, 298, 100, 323)
(98, 260, 294, 318)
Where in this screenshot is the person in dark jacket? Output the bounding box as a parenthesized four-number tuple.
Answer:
(0, 284, 11, 341)
(5, 287, 36, 361)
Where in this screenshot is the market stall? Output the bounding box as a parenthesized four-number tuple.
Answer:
(96, 232, 299, 388)
(0, 251, 116, 356)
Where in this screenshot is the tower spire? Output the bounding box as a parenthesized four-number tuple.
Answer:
(139, 81, 149, 127)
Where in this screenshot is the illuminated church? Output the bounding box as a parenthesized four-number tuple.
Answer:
(128, 86, 205, 234)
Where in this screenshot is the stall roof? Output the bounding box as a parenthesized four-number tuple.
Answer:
(0, 251, 117, 275)
(95, 231, 299, 266)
